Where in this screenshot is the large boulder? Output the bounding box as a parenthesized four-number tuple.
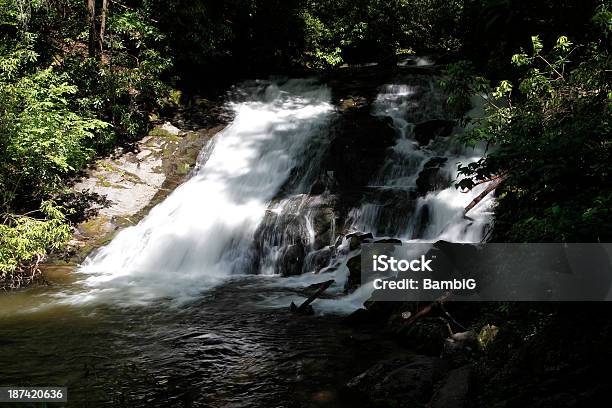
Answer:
(279, 243, 306, 276)
(413, 119, 455, 146)
(348, 232, 374, 251)
(326, 106, 396, 191)
(416, 157, 449, 196)
(443, 331, 479, 366)
(347, 355, 449, 407)
(310, 206, 336, 250)
(303, 246, 333, 273)
(361, 187, 417, 236)
(344, 254, 362, 293)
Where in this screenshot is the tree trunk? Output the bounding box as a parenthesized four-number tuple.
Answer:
(98, 0, 108, 53)
(87, 0, 97, 58)
(290, 280, 335, 315)
(463, 177, 503, 216)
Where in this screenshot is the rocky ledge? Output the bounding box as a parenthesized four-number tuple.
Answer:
(49, 114, 225, 266)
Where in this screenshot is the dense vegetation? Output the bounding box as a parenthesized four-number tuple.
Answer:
(446, 9, 611, 242)
(0, 0, 610, 287)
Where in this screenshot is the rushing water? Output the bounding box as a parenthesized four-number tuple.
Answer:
(75, 79, 335, 305)
(0, 74, 495, 407)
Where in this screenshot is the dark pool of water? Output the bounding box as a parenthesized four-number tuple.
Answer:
(0, 277, 402, 407)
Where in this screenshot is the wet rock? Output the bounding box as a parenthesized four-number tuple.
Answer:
(326, 106, 396, 191)
(303, 246, 333, 273)
(348, 232, 373, 251)
(345, 254, 362, 293)
(416, 157, 449, 196)
(279, 243, 306, 276)
(363, 187, 417, 236)
(413, 119, 454, 146)
(347, 355, 449, 407)
(428, 241, 481, 283)
(443, 331, 478, 366)
(66, 122, 222, 263)
(374, 238, 402, 245)
(430, 365, 472, 408)
(310, 206, 336, 250)
(309, 179, 326, 195)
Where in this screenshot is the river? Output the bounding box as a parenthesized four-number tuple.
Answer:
(0, 72, 494, 407)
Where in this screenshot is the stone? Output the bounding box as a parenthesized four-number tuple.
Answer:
(413, 119, 454, 145)
(303, 246, 333, 273)
(326, 106, 396, 191)
(279, 243, 306, 276)
(345, 254, 362, 293)
(159, 121, 182, 136)
(443, 331, 478, 365)
(347, 355, 449, 407)
(348, 232, 374, 251)
(416, 157, 449, 196)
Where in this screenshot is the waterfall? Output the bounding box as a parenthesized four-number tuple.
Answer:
(297, 78, 495, 314)
(72, 79, 334, 304)
(67, 73, 494, 310)
(348, 78, 493, 242)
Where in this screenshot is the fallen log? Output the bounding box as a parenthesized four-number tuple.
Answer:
(463, 177, 504, 216)
(290, 279, 335, 315)
(405, 292, 451, 325)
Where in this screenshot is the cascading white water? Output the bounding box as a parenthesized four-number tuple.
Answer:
(349, 79, 494, 242)
(71, 79, 334, 304)
(306, 80, 496, 314)
(63, 73, 494, 313)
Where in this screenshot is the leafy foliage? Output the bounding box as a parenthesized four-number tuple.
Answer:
(0, 0, 173, 285)
(0, 68, 108, 208)
(0, 201, 71, 285)
(444, 25, 611, 242)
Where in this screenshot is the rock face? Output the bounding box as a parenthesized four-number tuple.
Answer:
(67, 122, 223, 262)
(326, 106, 396, 191)
(252, 196, 337, 275)
(416, 157, 449, 196)
(413, 119, 454, 146)
(347, 355, 449, 407)
(345, 254, 362, 293)
(443, 331, 479, 366)
(303, 246, 333, 273)
(348, 232, 374, 250)
(278, 243, 306, 276)
(361, 187, 418, 236)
